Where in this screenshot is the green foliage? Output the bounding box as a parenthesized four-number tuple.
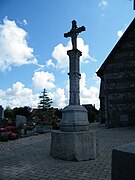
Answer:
(38, 89, 53, 109)
(13, 106, 32, 119)
(4, 106, 32, 122)
(4, 106, 15, 119)
(87, 110, 96, 123)
(35, 89, 53, 124)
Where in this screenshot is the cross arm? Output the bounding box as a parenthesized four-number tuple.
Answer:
(64, 31, 73, 38)
(76, 26, 86, 33)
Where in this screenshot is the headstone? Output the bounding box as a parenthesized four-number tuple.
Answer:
(120, 114, 129, 126)
(26, 129, 34, 136)
(16, 115, 26, 127)
(0, 105, 4, 119)
(50, 20, 98, 161)
(36, 125, 52, 133)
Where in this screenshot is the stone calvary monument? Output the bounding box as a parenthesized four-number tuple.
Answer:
(50, 20, 98, 161)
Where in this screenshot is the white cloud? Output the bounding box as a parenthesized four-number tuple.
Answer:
(117, 28, 126, 38)
(35, 64, 46, 72)
(117, 30, 124, 38)
(32, 71, 55, 90)
(52, 43, 69, 71)
(0, 72, 100, 109)
(93, 72, 100, 86)
(49, 88, 67, 108)
(0, 81, 66, 109)
(0, 82, 39, 108)
(45, 59, 56, 68)
(117, 24, 128, 38)
(35, 59, 56, 72)
(52, 38, 95, 72)
(23, 19, 28, 25)
(80, 73, 100, 109)
(77, 38, 96, 63)
(0, 17, 37, 71)
(99, 0, 108, 9)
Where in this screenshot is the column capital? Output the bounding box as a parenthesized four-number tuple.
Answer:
(67, 49, 82, 57)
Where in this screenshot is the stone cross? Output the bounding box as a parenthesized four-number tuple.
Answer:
(51, 21, 97, 162)
(64, 20, 86, 105)
(64, 20, 85, 49)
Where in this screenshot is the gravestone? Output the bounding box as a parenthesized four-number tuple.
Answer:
(120, 114, 129, 126)
(16, 115, 26, 136)
(16, 115, 26, 127)
(0, 105, 4, 119)
(50, 20, 98, 161)
(36, 125, 52, 133)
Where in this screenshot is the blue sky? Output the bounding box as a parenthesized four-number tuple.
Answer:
(0, 0, 134, 109)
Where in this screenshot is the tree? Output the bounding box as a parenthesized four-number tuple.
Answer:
(4, 106, 14, 120)
(13, 106, 32, 121)
(87, 110, 96, 123)
(38, 89, 53, 109)
(36, 89, 53, 125)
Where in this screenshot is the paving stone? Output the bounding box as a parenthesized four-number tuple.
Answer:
(0, 123, 135, 179)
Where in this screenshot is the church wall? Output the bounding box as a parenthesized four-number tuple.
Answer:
(102, 52, 135, 127)
(97, 19, 135, 127)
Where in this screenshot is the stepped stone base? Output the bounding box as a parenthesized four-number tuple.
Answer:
(50, 130, 98, 161)
(60, 105, 89, 132)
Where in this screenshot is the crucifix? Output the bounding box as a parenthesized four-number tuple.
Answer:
(64, 20, 86, 105)
(51, 20, 97, 162)
(64, 20, 86, 49)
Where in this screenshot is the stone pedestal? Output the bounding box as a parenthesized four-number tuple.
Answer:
(50, 105, 98, 161)
(61, 105, 89, 132)
(50, 130, 98, 161)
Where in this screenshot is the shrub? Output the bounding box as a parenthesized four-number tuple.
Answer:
(88, 110, 96, 123)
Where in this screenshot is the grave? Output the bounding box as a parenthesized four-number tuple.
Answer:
(50, 20, 98, 161)
(0, 105, 4, 119)
(16, 115, 26, 136)
(36, 124, 52, 133)
(16, 115, 26, 127)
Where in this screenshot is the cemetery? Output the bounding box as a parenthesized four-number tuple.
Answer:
(0, 104, 61, 142)
(0, 13, 135, 179)
(0, 121, 135, 180)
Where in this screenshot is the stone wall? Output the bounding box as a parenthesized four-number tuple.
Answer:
(97, 19, 135, 127)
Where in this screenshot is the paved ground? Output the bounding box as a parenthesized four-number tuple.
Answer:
(0, 123, 135, 180)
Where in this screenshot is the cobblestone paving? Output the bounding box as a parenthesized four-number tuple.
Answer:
(0, 123, 135, 180)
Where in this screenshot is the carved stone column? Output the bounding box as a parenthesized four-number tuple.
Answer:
(68, 49, 81, 105)
(60, 49, 89, 132)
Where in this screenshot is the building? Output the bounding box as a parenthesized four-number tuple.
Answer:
(82, 104, 99, 123)
(97, 18, 135, 127)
